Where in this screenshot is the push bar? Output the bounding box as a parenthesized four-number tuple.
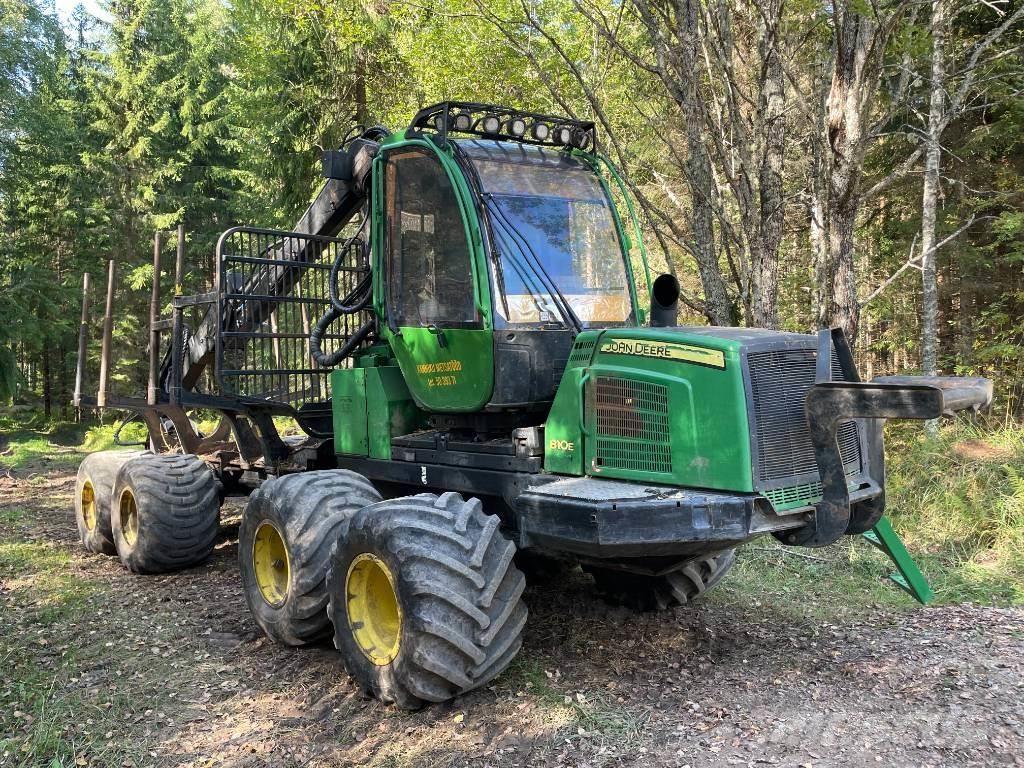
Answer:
(785, 329, 993, 548)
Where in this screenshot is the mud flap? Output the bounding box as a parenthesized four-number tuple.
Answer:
(782, 329, 992, 549)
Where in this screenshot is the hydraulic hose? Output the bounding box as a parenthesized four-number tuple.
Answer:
(309, 312, 376, 368)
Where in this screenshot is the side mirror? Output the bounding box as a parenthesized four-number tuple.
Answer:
(649, 273, 679, 328)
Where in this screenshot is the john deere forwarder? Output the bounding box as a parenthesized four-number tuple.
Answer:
(73, 103, 992, 709)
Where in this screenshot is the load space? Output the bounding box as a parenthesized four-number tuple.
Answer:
(72, 101, 994, 709)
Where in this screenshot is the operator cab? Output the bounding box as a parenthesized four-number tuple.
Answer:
(374, 104, 644, 414)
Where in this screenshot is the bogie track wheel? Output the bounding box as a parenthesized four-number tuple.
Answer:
(239, 470, 382, 646)
(111, 454, 220, 574)
(75, 451, 141, 555)
(328, 492, 528, 710)
(587, 549, 737, 611)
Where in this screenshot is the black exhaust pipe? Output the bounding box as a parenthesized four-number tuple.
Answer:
(649, 273, 680, 328)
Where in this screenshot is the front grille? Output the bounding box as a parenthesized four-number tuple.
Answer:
(594, 376, 672, 474)
(747, 348, 862, 486)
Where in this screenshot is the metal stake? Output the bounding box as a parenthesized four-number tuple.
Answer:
(170, 223, 185, 406)
(147, 232, 163, 405)
(73, 272, 91, 413)
(97, 259, 116, 409)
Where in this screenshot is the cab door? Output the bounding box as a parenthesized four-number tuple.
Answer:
(375, 143, 494, 411)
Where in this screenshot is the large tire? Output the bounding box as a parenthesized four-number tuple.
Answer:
(111, 454, 220, 574)
(239, 470, 381, 646)
(587, 549, 737, 611)
(75, 451, 141, 555)
(327, 492, 528, 710)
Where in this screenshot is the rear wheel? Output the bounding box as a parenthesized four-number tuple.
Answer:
(587, 549, 737, 611)
(327, 492, 528, 709)
(75, 451, 140, 555)
(111, 454, 220, 573)
(239, 470, 381, 646)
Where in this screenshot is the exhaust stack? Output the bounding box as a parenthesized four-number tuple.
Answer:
(649, 273, 680, 328)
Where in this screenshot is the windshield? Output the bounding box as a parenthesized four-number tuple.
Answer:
(464, 143, 634, 328)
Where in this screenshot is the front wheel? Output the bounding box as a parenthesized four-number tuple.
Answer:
(587, 549, 737, 611)
(327, 492, 528, 709)
(239, 470, 382, 646)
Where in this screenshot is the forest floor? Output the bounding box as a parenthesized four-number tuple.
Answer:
(1, 426, 1023, 768)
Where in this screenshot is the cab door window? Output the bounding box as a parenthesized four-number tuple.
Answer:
(385, 148, 476, 327)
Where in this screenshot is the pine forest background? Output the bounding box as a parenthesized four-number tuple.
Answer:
(1, 0, 1022, 418)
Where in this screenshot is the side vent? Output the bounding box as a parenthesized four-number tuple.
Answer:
(567, 338, 597, 368)
(593, 376, 672, 475)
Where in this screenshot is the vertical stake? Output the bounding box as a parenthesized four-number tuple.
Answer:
(170, 223, 185, 406)
(97, 259, 117, 409)
(147, 231, 163, 405)
(73, 272, 91, 414)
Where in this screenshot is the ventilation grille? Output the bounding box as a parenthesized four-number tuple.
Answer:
(594, 376, 672, 475)
(747, 347, 862, 485)
(567, 338, 597, 367)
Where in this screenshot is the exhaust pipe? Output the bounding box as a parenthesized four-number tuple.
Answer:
(649, 273, 680, 328)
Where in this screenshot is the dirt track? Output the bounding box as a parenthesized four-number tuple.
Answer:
(2, 463, 1023, 768)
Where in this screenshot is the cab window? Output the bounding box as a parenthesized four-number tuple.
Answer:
(385, 148, 476, 327)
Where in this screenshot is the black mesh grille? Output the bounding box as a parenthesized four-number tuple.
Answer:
(747, 348, 862, 485)
(594, 376, 672, 474)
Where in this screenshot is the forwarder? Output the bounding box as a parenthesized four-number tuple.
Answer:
(72, 102, 993, 709)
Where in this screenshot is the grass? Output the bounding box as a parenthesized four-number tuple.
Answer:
(0, 412, 148, 473)
(719, 418, 1024, 611)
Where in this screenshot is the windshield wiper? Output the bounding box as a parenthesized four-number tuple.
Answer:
(489, 223, 562, 324)
(484, 194, 583, 333)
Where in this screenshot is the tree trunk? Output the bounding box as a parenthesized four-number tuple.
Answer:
(920, 0, 945, 381)
(824, 9, 873, 343)
(677, 0, 732, 326)
(754, 0, 785, 329)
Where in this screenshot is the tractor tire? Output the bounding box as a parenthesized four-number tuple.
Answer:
(327, 492, 528, 710)
(74, 450, 141, 555)
(111, 453, 220, 574)
(239, 470, 381, 646)
(587, 549, 737, 611)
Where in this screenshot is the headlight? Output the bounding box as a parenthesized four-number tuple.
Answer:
(530, 122, 550, 141)
(453, 111, 472, 131)
(553, 125, 573, 145)
(507, 117, 527, 137)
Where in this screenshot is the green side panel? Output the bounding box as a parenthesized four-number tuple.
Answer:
(364, 365, 422, 459)
(543, 365, 588, 474)
(388, 327, 494, 412)
(564, 328, 753, 492)
(332, 368, 368, 456)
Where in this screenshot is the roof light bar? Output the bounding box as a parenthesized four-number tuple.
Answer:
(406, 101, 597, 152)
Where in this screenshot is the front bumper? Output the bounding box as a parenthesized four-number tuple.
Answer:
(512, 475, 867, 558)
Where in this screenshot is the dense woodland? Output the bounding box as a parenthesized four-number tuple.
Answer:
(1, 0, 1022, 417)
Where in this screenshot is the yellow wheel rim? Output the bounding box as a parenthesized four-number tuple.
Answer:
(119, 489, 139, 546)
(81, 480, 97, 531)
(346, 553, 401, 666)
(253, 522, 290, 607)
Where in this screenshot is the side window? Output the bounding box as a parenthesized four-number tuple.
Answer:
(385, 149, 476, 326)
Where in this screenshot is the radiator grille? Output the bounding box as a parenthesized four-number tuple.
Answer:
(594, 376, 672, 474)
(747, 348, 862, 485)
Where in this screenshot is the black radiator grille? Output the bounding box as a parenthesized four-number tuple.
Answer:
(594, 376, 673, 475)
(747, 348, 862, 485)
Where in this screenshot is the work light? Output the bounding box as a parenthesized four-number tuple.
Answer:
(553, 125, 572, 145)
(530, 122, 550, 141)
(508, 117, 527, 137)
(453, 111, 472, 131)
(432, 113, 450, 131)
(481, 114, 501, 134)
(570, 127, 592, 151)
